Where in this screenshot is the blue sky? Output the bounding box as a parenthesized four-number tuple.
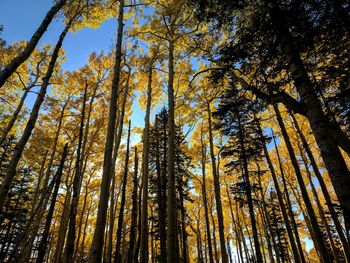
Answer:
(0, 0, 118, 71)
(0, 0, 145, 139)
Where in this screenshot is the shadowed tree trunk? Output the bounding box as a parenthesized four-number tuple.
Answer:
(273, 103, 330, 262)
(258, 124, 303, 263)
(127, 147, 139, 263)
(107, 72, 130, 263)
(236, 115, 262, 263)
(114, 120, 131, 263)
(206, 103, 229, 263)
(289, 111, 350, 260)
(271, 5, 350, 233)
(166, 39, 179, 263)
(0, 23, 71, 212)
(88, 0, 125, 261)
(36, 143, 68, 263)
(155, 117, 166, 263)
(0, 0, 68, 88)
(64, 85, 88, 263)
(0, 86, 31, 147)
(200, 128, 214, 263)
(140, 59, 155, 263)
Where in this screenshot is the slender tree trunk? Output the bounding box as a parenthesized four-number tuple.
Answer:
(107, 73, 130, 263)
(166, 39, 179, 263)
(114, 121, 131, 263)
(272, 5, 350, 232)
(0, 86, 30, 147)
(155, 118, 166, 263)
(75, 174, 93, 261)
(88, 0, 125, 261)
(140, 62, 154, 263)
(225, 181, 244, 263)
(40, 98, 69, 208)
(179, 177, 188, 263)
(209, 201, 219, 262)
(206, 103, 229, 263)
(289, 111, 350, 260)
(64, 85, 87, 263)
(235, 202, 250, 262)
(29, 149, 48, 217)
(271, 131, 305, 263)
(200, 130, 214, 263)
(0, 0, 67, 88)
(0, 23, 71, 211)
(134, 182, 142, 263)
(237, 116, 262, 263)
(273, 103, 330, 262)
(128, 147, 139, 263)
(300, 147, 339, 262)
(36, 144, 68, 263)
(54, 181, 73, 263)
(259, 124, 302, 263)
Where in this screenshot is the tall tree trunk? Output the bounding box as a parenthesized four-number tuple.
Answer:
(114, 121, 131, 263)
(166, 39, 179, 263)
(224, 181, 244, 263)
(75, 173, 93, 261)
(237, 116, 262, 263)
(179, 176, 188, 263)
(289, 111, 350, 259)
(155, 118, 166, 263)
(200, 129, 214, 263)
(134, 182, 143, 263)
(272, 5, 350, 233)
(64, 85, 87, 263)
(0, 0, 68, 88)
(0, 23, 71, 211)
(88, 0, 125, 261)
(107, 73, 130, 263)
(235, 202, 251, 262)
(36, 143, 68, 263)
(140, 61, 154, 263)
(273, 103, 330, 262)
(127, 147, 139, 263)
(258, 124, 302, 263)
(271, 131, 305, 263)
(299, 147, 339, 262)
(39, 98, 69, 209)
(206, 102, 229, 263)
(209, 201, 219, 262)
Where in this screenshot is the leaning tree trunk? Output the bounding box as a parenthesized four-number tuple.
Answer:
(206, 102, 229, 263)
(0, 0, 68, 88)
(127, 147, 139, 263)
(166, 39, 179, 263)
(200, 128, 214, 263)
(114, 121, 131, 263)
(140, 61, 154, 263)
(273, 103, 331, 262)
(289, 111, 350, 260)
(0, 86, 30, 147)
(258, 124, 303, 263)
(88, 0, 125, 261)
(36, 143, 68, 263)
(107, 73, 129, 263)
(237, 116, 262, 263)
(300, 147, 339, 262)
(64, 85, 87, 263)
(0, 23, 71, 212)
(271, 5, 350, 233)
